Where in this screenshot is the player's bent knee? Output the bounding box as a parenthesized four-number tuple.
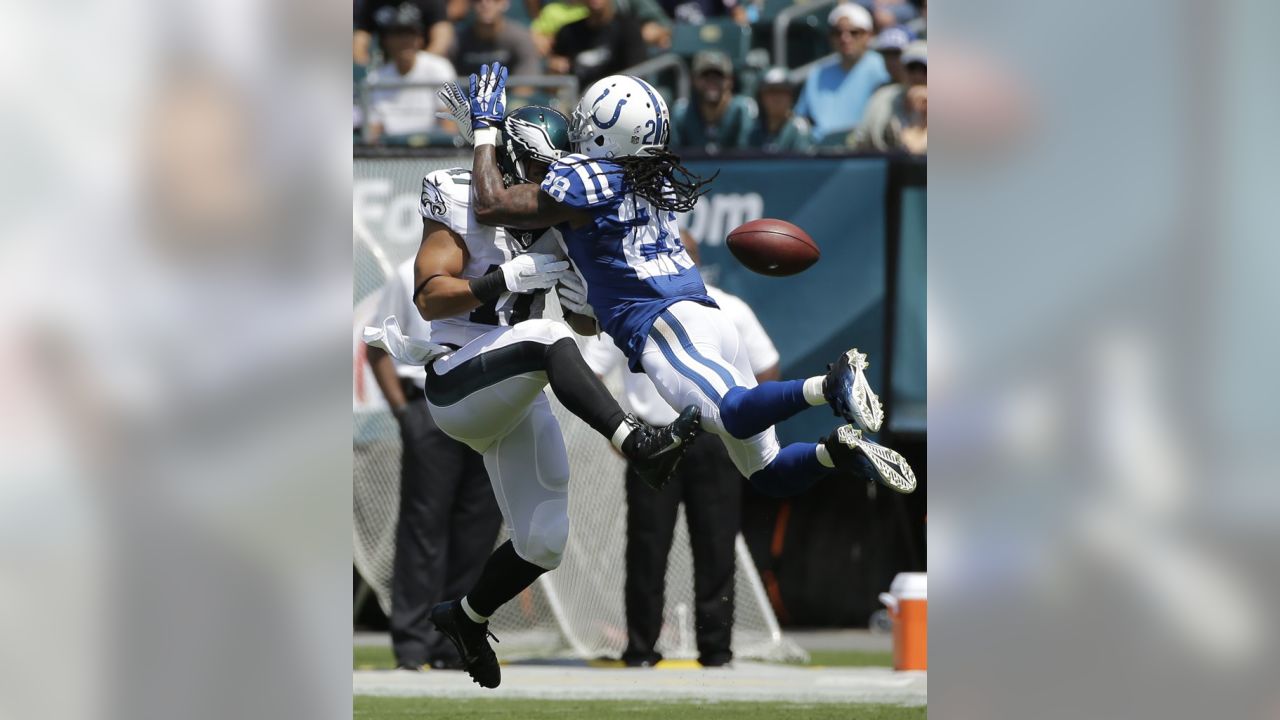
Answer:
(519, 499, 570, 570)
(719, 386, 758, 440)
(516, 317, 573, 345)
(746, 463, 794, 498)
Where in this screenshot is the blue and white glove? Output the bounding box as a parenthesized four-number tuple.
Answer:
(468, 62, 508, 139)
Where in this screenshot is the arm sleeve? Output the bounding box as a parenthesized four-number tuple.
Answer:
(419, 169, 472, 234)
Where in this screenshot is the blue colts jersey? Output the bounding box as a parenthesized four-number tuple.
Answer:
(541, 153, 716, 369)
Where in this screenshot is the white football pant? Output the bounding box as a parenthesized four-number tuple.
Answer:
(425, 319, 574, 571)
(639, 300, 781, 477)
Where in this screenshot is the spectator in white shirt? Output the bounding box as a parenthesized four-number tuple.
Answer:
(364, 4, 457, 144)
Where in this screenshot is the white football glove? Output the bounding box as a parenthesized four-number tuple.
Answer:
(556, 270, 595, 318)
(435, 81, 474, 145)
(500, 253, 570, 294)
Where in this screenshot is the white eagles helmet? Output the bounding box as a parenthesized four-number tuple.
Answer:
(569, 75, 671, 159)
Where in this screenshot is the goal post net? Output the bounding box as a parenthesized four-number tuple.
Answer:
(353, 155, 806, 663)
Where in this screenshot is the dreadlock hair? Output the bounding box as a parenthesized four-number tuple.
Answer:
(606, 149, 718, 213)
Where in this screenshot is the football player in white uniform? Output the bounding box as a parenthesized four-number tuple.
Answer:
(383, 104, 701, 689)
(455, 64, 915, 503)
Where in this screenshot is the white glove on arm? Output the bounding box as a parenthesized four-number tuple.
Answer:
(502, 253, 570, 293)
(470, 253, 570, 304)
(556, 270, 595, 319)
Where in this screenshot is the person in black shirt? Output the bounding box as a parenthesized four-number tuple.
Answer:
(548, 0, 648, 88)
(355, 0, 453, 63)
(452, 0, 542, 77)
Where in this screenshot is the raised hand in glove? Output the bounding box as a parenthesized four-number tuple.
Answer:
(468, 62, 508, 130)
(435, 80, 474, 145)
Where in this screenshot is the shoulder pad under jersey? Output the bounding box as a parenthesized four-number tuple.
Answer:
(419, 168, 473, 231)
(541, 153, 626, 210)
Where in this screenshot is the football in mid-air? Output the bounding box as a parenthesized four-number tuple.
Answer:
(725, 219, 820, 277)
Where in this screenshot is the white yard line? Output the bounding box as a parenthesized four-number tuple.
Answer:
(353, 662, 926, 706)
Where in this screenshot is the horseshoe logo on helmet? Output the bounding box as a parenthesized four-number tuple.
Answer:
(591, 98, 629, 129)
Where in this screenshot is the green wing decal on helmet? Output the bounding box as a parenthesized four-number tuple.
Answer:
(499, 106, 571, 185)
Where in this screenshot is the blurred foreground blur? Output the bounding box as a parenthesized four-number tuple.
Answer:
(0, 1, 352, 719)
(4, 0, 1280, 717)
(931, 0, 1280, 718)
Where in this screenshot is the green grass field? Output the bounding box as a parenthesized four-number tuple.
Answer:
(354, 696, 925, 719)
(354, 645, 893, 670)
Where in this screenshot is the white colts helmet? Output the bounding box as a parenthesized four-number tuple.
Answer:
(569, 75, 671, 159)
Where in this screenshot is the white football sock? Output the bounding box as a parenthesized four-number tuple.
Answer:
(460, 596, 489, 624)
(803, 376, 826, 406)
(815, 444, 835, 468)
(610, 420, 633, 451)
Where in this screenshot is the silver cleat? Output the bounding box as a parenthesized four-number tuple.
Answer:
(834, 425, 916, 494)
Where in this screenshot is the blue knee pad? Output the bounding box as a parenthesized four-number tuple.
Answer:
(719, 380, 811, 439)
(719, 387, 756, 439)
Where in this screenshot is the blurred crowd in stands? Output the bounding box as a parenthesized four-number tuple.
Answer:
(354, 0, 926, 154)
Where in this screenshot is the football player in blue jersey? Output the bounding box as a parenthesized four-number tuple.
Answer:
(459, 62, 916, 502)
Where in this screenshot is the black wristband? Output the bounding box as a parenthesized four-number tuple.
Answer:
(469, 269, 507, 304)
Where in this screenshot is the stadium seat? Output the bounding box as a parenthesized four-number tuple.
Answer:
(672, 19, 753, 66)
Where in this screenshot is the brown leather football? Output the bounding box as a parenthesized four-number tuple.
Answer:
(725, 218, 821, 277)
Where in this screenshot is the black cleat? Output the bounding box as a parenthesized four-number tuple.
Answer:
(822, 425, 917, 494)
(429, 600, 502, 688)
(623, 405, 702, 490)
(822, 349, 884, 433)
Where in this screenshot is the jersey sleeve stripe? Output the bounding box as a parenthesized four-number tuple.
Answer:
(587, 161, 614, 199)
(572, 160, 600, 205)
